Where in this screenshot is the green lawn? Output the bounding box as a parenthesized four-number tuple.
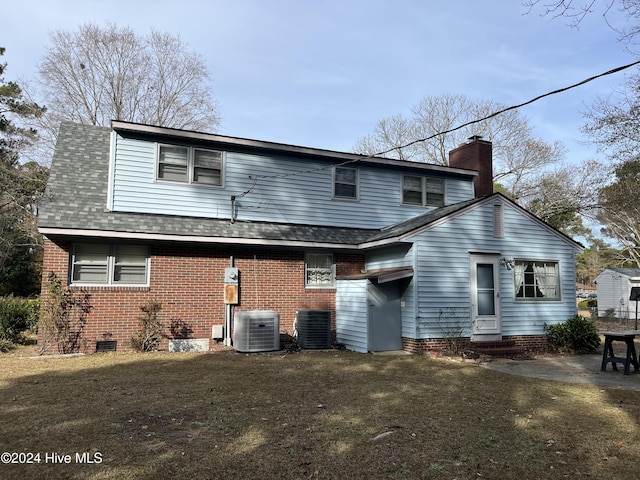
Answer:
(1, 350, 639, 479)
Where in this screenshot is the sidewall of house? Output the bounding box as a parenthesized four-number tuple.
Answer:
(408, 200, 578, 342)
(112, 133, 475, 230)
(39, 238, 364, 353)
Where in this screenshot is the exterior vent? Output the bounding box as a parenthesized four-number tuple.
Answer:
(296, 310, 331, 349)
(96, 340, 117, 352)
(233, 310, 280, 353)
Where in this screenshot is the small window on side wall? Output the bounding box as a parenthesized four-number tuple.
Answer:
(157, 144, 223, 186)
(402, 175, 444, 206)
(402, 176, 423, 205)
(305, 253, 335, 287)
(515, 260, 560, 301)
(333, 167, 358, 200)
(193, 149, 223, 185)
(158, 146, 189, 182)
(72, 243, 149, 286)
(425, 178, 444, 206)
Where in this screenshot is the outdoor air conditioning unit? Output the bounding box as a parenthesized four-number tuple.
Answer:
(233, 310, 280, 353)
(296, 310, 332, 349)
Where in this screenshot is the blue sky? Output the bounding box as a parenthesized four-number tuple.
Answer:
(3, 0, 635, 162)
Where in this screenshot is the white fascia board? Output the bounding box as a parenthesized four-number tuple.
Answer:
(111, 120, 477, 178)
(39, 227, 361, 250)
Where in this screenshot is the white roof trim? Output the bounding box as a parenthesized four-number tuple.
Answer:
(40, 227, 361, 250)
(111, 120, 477, 177)
(391, 194, 584, 252)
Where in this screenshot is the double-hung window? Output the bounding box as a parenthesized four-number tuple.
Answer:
(402, 175, 444, 207)
(157, 144, 223, 186)
(305, 253, 335, 287)
(72, 244, 149, 285)
(514, 260, 560, 301)
(333, 166, 358, 200)
(402, 175, 423, 205)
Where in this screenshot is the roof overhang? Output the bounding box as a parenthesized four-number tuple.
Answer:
(111, 120, 477, 178)
(39, 227, 364, 250)
(337, 266, 414, 283)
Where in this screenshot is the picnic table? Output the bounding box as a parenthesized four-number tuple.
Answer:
(600, 330, 640, 375)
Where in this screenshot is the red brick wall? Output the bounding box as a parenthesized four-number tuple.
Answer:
(39, 238, 364, 353)
(402, 335, 548, 354)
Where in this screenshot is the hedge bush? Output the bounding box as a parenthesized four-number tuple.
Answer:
(0, 296, 40, 348)
(545, 315, 601, 354)
(577, 299, 597, 309)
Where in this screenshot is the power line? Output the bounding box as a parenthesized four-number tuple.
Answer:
(377, 59, 640, 157)
(249, 59, 640, 182)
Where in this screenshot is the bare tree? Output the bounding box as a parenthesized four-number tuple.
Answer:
(523, 1, 640, 44)
(34, 23, 221, 155)
(353, 94, 563, 197)
(582, 73, 640, 163)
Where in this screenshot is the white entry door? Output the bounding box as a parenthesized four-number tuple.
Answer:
(470, 255, 501, 336)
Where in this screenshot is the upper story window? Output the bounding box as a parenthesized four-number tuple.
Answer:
(157, 144, 223, 186)
(305, 253, 335, 288)
(71, 243, 149, 286)
(333, 166, 358, 200)
(402, 175, 444, 207)
(515, 260, 560, 301)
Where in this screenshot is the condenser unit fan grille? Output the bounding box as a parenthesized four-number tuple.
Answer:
(296, 310, 331, 349)
(248, 316, 277, 350)
(233, 310, 280, 353)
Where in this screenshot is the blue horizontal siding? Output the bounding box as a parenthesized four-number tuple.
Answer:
(365, 244, 416, 337)
(110, 135, 474, 229)
(409, 200, 578, 339)
(336, 280, 369, 353)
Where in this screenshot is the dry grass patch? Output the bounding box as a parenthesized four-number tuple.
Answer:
(1, 350, 639, 479)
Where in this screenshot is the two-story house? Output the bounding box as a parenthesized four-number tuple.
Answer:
(37, 120, 582, 354)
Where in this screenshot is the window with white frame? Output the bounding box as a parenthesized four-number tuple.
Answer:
(425, 178, 444, 206)
(402, 175, 444, 206)
(514, 260, 560, 300)
(402, 175, 423, 205)
(333, 166, 358, 200)
(72, 244, 149, 285)
(157, 144, 223, 186)
(305, 253, 335, 287)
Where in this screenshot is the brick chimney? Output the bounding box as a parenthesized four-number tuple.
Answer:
(448, 135, 493, 198)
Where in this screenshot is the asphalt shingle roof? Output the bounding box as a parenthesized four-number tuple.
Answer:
(605, 268, 640, 278)
(38, 122, 380, 246)
(41, 122, 586, 252)
(38, 122, 495, 248)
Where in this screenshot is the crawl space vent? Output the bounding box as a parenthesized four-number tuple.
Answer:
(233, 310, 280, 353)
(296, 310, 332, 349)
(96, 340, 117, 352)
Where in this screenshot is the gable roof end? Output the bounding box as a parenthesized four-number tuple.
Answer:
(359, 193, 584, 252)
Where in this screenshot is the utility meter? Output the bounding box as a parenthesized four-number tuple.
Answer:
(225, 267, 239, 284)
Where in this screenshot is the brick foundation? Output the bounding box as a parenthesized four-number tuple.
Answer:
(39, 238, 364, 353)
(402, 335, 548, 355)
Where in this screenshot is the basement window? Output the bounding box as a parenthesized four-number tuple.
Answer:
(72, 243, 149, 286)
